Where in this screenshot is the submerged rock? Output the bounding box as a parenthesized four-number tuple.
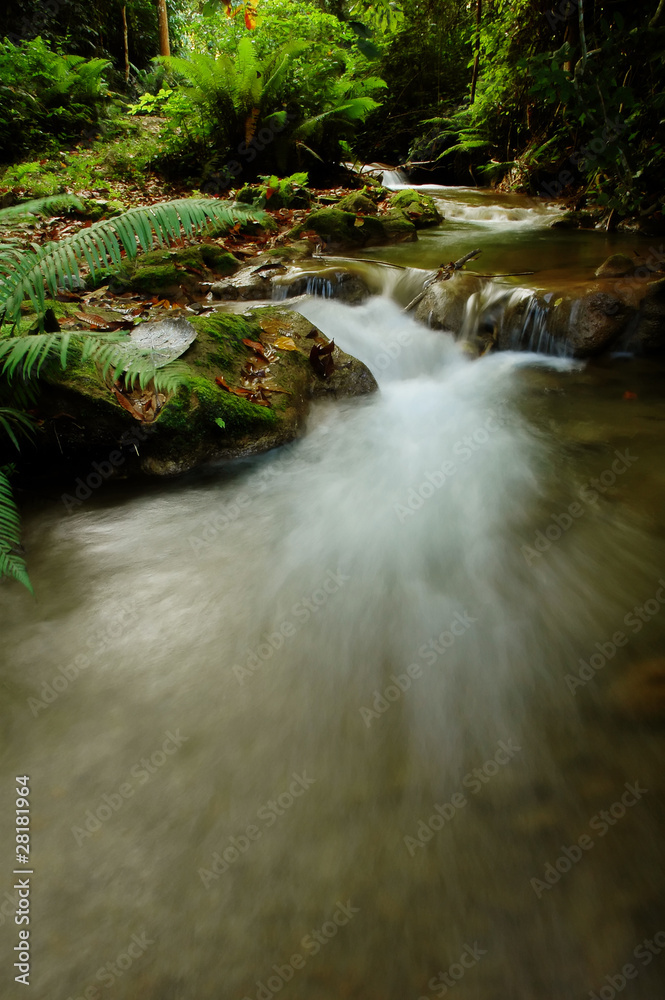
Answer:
(594, 254, 635, 278)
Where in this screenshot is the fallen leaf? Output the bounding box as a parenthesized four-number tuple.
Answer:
(310, 339, 335, 378)
(623, 391, 638, 400)
(274, 336, 298, 351)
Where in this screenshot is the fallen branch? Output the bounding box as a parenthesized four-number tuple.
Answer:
(404, 249, 482, 312)
(313, 248, 408, 270)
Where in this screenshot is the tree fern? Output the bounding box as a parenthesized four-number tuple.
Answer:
(0, 198, 263, 327)
(0, 469, 32, 593)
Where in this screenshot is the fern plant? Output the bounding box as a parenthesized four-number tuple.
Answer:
(0, 196, 263, 591)
(0, 197, 262, 328)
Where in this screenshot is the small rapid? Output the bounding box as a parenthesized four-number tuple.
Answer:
(1, 292, 665, 999)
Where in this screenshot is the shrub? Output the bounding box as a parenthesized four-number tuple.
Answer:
(0, 37, 112, 162)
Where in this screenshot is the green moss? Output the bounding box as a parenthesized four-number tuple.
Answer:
(336, 192, 377, 214)
(122, 263, 178, 292)
(388, 189, 442, 227)
(199, 246, 241, 274)
(160, 374, 275, 437)
(289, 207, 416, 247)
(190, 312, 255, 370)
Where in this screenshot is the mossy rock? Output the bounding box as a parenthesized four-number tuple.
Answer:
(236, 181, 311, 210)
(388, 189, 442, 228)
(94, 244, 241, 294)
(288, 207, 416, 248)
(78, 198, 125, 221)
(336, 192, 377, 215)
(594, 254, 635, 278)
(29, 307, 377, 478)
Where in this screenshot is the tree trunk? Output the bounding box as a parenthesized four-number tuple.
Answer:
(470, 0, 482, 103)
(157, 0, 170, 58)
(122, 5, 130, 84)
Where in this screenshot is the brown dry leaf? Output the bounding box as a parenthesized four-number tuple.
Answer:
(310, 339, 335, 378)
(274, 336, 298, 351)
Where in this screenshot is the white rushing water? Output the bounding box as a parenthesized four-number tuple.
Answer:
(1, 295, 665, 1000)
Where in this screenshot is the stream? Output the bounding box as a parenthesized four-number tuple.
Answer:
(1, 186, 665, 1000)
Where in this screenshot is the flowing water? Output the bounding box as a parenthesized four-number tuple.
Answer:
(1, 188, 665, 1000)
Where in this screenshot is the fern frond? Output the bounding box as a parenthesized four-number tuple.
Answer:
(0, 469, 32, 593)
(0, 199, 264, 327)
(0, 407, 35, 450)
(0, 195, 84, 222)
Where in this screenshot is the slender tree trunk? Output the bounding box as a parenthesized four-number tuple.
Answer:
(578, 0, 587, 74)
(122, 5, 130, 84)
(157, 0, 170, 58)
(470, 0, 482, 103)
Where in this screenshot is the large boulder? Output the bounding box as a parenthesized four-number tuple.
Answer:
(28, 308, 377, 478)
(566, 292, 635, 356)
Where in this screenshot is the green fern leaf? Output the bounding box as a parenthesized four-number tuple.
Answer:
(0, 469, 32, 593)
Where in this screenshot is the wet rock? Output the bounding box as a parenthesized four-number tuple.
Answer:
(277, 268, 371, 304)
(388, 189, 443, 228)
(594, 254, 635, 278)
(210, 269, 273, 300)
(633, 277, 665, 354)
(413, 273, 485, 334)
(566, 292, 635, 356)
(610, 658, 665, 721)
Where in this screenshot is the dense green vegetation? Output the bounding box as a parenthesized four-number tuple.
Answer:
(1, 0, 665, 588)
